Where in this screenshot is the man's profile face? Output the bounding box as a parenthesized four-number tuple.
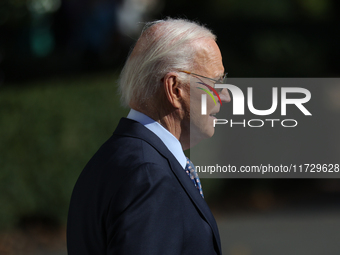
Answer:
(186, 39, 230, 147)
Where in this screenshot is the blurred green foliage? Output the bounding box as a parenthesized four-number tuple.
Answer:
(0, 73, 128, 229)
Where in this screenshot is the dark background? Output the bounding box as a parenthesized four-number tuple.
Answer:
(1, 0, 340, 83)
(1, 0, 340, 254)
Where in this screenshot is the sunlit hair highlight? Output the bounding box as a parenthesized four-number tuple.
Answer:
(118, 18, 216, 107)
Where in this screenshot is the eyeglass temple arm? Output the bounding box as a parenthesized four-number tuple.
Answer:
(178, 70, 219, 83)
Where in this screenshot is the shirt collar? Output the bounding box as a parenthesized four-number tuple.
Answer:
(127, 109, 187, 169)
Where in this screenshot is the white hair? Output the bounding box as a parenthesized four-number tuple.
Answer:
(118, 18, 216, 107)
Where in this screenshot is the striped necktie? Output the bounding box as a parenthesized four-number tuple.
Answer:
(185, 157, 204, 198)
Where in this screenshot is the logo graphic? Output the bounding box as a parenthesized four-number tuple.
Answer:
(199, 83, 312, 128)
(197, 82, 223, 106)
(197, 82, 223, 115)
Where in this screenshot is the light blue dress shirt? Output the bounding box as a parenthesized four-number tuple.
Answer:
(127, 109, 187, 169)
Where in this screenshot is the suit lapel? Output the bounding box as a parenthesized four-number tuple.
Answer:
(114, 118, 222, 254)
(167, 155, 222, 254)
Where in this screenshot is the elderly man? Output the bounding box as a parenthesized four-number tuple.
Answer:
(67, 18, 230, 255)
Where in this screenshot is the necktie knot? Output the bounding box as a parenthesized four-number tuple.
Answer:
(185, 157, 204, 198)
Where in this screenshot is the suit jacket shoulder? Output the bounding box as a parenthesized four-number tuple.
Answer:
(67, 118, 221, 255)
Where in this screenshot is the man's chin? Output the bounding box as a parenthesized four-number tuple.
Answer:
(189, 126, 215, 148)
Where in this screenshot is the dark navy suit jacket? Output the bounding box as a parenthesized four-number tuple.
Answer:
(67, 118, 222, 254)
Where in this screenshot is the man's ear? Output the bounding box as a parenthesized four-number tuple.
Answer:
(162, 72, 186, 109)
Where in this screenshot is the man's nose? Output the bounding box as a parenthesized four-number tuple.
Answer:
(219, 88, 231, 103)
